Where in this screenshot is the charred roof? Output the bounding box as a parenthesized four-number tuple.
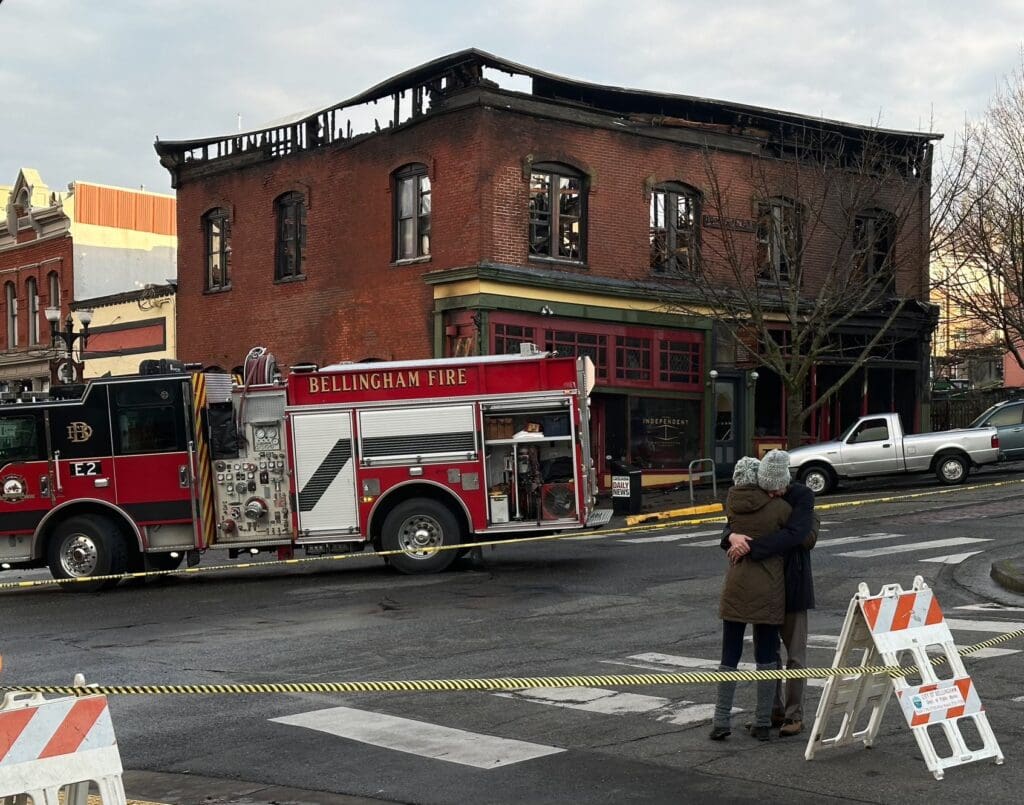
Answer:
(155, 49, 939, 185)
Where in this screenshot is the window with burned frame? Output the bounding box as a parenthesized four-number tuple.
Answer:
(854, 209, 896, 293)
(203, 208, 232, 291)
(394, 164, 431, 261)
(756, 197, 801, 283)
(274, 192, 307, 282)
(650, 182, 700, 274)
(529, 162, 587, 262)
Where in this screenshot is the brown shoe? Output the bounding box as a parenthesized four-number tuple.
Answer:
(779, 719, 803, 737)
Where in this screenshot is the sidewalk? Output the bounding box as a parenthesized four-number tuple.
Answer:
(602, 480, 725, 530)
(991, 557, 1024, 595)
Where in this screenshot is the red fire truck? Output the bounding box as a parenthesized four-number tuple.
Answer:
(0, 345, 609, 590)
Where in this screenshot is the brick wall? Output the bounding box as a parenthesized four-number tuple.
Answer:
(173, 103, 930, 370)
(0, 235, 74, 351)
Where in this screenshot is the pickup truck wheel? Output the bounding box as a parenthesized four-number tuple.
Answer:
(382, 499, 461, 574)
(799, 466, 834, 495)
(936, 454, 969, 485)
(47, 515, 128, 592)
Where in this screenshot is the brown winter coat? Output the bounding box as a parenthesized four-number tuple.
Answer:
(718, 485, 792, 625)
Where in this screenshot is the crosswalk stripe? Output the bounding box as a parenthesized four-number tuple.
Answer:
(496, 687, 737, 725)
(944, 617, 1024, 632)
(919, 551, 982, 564)
(837, 537, 990, 558)
(816, 532, 904, 547)
(270, 706, 564, 769)
(956, 603, 1024, 612)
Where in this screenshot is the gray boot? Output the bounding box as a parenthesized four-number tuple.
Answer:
(755, 662, 779, 729)
(712, 665, 737, 730)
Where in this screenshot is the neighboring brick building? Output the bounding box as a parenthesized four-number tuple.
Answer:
(0, 169, 177, 389)
(157, 50, 938, 485)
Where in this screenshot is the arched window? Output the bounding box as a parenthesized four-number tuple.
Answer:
(854, 209, 896, 292)
(5, 282, 17, 348)
(275, 192, 307, 281)
(756, 197, 801, 283)
(650, 182, 701, 274)
(48, 271, 60, 310)
(529, 162, 587, 261)
(26, 278, 39, 344)
(203, 208, 232, 290)
(393, 164, 431, 260)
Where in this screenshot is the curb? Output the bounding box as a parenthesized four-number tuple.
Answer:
(624, 502, 723, 526)
(990, 559, 1024, 595)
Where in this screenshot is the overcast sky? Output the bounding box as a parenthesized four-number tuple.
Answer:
(1, 0, 1021, 195)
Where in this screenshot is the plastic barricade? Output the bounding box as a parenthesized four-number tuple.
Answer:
(0, 685, 126, 804)
(805, 575, 1003, 780)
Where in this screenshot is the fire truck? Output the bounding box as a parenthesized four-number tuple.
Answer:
(0, 345, 609, 590)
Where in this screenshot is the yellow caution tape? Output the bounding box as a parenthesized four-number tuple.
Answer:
(2, 477, 1020, 592)
(2, 629, 1020, 696)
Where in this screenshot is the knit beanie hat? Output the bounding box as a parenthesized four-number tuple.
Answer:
(757, 449, 792, 492)
(732, 456, 761, 487)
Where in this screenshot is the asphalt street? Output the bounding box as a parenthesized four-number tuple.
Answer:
(1, 472, 1022, 804)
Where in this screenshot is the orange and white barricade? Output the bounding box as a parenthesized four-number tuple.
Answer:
(0, 687, 126, 804)
(805, 575, 1003, 780)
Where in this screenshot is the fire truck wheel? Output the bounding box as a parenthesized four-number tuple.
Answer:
(47, 515, 128, 592)
(382, 499, 462, 574)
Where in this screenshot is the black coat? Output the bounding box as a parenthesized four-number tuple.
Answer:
(720, 482, 817, 612)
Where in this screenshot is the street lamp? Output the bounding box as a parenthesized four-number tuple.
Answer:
(44, 306, 92, 384)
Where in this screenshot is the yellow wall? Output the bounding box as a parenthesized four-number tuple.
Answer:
(82, 293, 177, 379)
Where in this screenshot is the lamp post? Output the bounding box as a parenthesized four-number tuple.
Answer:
(44, 306, 92, 385)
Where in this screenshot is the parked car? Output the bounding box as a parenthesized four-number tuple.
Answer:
(969, 399, 1024, 462)
(788, 412, 1001, 495)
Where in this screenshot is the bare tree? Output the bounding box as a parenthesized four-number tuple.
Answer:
(939, 58, 1024, 371)
(655, 127, 942, 446)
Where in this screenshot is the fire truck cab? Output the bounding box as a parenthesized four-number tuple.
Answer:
(0, 345, 608, 590)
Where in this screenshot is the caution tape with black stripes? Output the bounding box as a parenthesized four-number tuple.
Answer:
(2, 628, 1021, 696)
(2, 476, 1022, 592)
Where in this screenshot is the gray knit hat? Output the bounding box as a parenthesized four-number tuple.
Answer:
(732, 456, 761, 487)
(757, 449, 792, 492)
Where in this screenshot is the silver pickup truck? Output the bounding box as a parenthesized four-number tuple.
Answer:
(787, 412, 1001, 494)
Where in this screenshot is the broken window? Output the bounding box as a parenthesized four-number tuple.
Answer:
(529, 163, 586, 261)
(650, 183, 700, 274)
(274, 192, 307, 282)
(756, 198, 800, 283)
(854, 210, 896, 292)
(203, 208, 232, 291)
(394, 164, 431, 260)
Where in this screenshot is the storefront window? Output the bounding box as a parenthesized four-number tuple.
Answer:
(629, 397, 702, 470)
(494, 324, 536, 355)
(545, 330, 609, 379)
(616, 336, 651, 382)
(659, 340, 701, 385)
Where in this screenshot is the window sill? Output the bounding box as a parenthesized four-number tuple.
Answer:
(528, 255, 588, 269)
(392, 256, 432, 267)
(204, 285, 232, 295)
(274, 274, 307, 286)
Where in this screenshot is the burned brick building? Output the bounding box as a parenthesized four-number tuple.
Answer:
(157, 50, 938, 487)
